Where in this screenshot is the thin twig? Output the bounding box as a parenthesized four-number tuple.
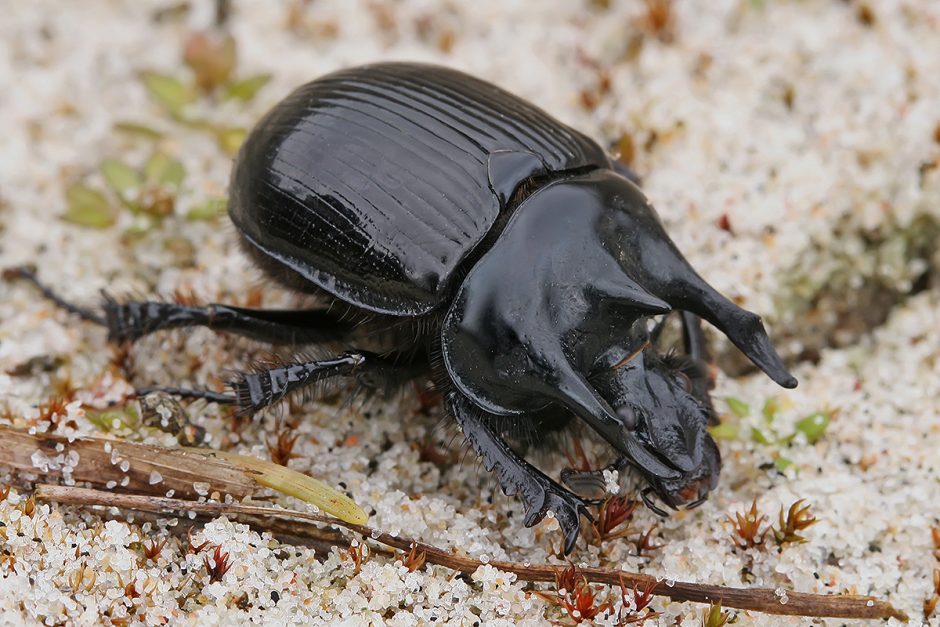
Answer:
(33, 484, 907, 622)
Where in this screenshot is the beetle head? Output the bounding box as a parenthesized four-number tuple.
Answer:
(639, 435, 721, 513)
(592, 338, 721, 510)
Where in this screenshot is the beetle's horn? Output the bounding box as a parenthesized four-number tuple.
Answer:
(712, 300, 796, 389)
(671, 280, 796, 388)
(592, 275, 671, 315)
(602, 175, 796, 388)
(615, 215, 796, 387)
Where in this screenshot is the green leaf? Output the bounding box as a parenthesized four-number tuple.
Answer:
(100, 159, 142, 199)
(223, 73, 272, 102)
(795, 411, 830, 443)
(143, 151, 170, 182)
(216, 126, 246, 155)
(773, 456, 793, 472)
(85, 407, 140, 432)
(161, 160, 185, 189)
(144, 151, 185, 189)
(726, 397, 750, 419)
(140, 71, 196, 115)
(84, 411, 112, 431)
(62, 184, 116, 228)
(113, 121, 164, 139)
(708, 422, 738, 441)
(751, 427, 774, 445)
(123, 221, 156, 237)
(761, 397, 780, 423)
(186, 198, 226, 221)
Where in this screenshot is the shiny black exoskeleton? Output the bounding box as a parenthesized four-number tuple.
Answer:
(14, 63, 796, 554)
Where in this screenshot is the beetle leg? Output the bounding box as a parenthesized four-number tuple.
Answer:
(680, 311, 711, 367)
(140, 350, 424, 416)
(136, 386, 238, 405)
(679, 311, 718, 423)
(6, 267, 355, 345)
(101, 298, 354, 345)
(559, 467, 609, 501)
(447, 392, 591, 555)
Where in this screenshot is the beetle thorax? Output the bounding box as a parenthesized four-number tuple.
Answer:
(440, 171, 670, 421)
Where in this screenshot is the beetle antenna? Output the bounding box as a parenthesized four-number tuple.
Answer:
(611, 340, 649, 370)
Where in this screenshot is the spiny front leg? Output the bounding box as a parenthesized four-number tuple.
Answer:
(447, 392, 591, 555)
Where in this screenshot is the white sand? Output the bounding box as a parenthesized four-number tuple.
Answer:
(1, 0, 938, 624)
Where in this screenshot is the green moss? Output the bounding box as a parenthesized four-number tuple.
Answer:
(756, 212, 940, 372)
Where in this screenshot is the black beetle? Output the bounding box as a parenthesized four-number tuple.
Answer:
(14, 62, 795, 554)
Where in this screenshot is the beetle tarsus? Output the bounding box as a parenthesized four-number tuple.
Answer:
(5, 266, 106, 325)
(136, 386, 237, 405)
(230, 352, 367, 416)
(560, 467, 610, 501)
(228, 351, 423, 416)
(135, 351, 422, 416)
(6, 267, 358, 346)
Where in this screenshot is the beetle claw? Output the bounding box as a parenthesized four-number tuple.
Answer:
(525, 488, 591, 556)
(562, 516, 583, 556)
(640, 488, 671, 517)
